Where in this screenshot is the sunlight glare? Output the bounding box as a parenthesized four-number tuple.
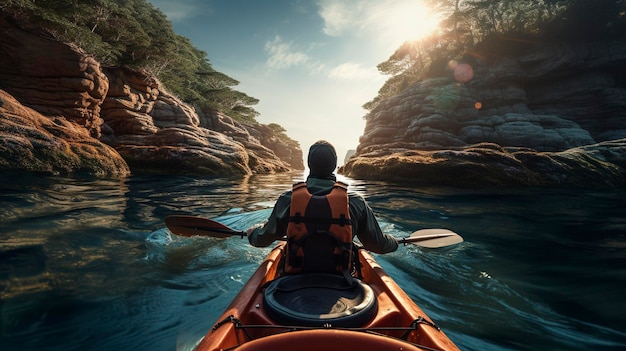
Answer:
(381, 1, 440, 46)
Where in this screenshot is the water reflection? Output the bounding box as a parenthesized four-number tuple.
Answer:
(0, 173, 306, 301)
(1, 173, 625, 351)
(121, 172, 305, 226)
(1, 175, 129, 300)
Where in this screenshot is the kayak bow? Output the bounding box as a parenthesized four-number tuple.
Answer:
(194, 241, 460, 351)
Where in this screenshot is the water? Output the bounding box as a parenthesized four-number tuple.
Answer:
(1, 173, 625, 351)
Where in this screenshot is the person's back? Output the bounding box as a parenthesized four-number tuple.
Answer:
(284, 180, 352, 274)
(247, 140, 398, 272)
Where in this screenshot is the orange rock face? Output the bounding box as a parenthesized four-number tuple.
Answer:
(0, 17, 302, 177)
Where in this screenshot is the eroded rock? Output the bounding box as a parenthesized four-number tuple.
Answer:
(0, 90, 130, 177)
(344, 37, 626, 187)
(0, 17, 302, 177)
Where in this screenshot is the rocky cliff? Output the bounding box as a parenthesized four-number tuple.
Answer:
(341, 36, 626, 187)
(0, 17, 303, 177)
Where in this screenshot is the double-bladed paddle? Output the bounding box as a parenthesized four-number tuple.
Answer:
(164, 215, 463, 248)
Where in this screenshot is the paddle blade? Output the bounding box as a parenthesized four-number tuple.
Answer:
(164, 215, 244, 238)
(401, 229, 463, 248)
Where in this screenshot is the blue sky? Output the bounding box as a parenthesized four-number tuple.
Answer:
(147, 0, 439, 164)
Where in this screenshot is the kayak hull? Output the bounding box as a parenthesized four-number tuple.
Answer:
(236, 329, 425, 351)
(196, 242, 460, 351)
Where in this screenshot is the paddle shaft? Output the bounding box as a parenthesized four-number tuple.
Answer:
(165, 215, 463, 248)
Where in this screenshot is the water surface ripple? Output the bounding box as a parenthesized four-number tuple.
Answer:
(1, 173, 624, 350)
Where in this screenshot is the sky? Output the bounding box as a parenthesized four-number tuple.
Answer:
(147, 0, 440, 165)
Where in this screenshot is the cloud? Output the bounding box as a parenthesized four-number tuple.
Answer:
(328, 62, 380, 81)
(264, 35, 309, 69)
(318, 0, 361, 36)
(317, 0, 438, 51)
(264, 35, 326, 74)
(318, 0, 381, 37)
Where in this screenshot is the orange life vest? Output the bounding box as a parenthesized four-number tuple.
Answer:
(285, 181, 353, 274)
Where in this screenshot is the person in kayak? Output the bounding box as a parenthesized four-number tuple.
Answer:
(247, 140, 398, 274)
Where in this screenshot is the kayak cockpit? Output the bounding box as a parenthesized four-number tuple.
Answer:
(263, 273, 378, 327)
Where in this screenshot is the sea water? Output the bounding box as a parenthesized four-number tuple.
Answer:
(1, 173, 625, 351)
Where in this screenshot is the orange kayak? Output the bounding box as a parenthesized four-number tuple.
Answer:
(195, 241, 460, 351)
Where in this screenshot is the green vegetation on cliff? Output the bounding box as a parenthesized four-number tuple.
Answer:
(364, 0, 626, 111)
(1, 0, 260, 122)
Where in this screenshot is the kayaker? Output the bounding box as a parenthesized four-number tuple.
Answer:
(247, 140, 398, 272)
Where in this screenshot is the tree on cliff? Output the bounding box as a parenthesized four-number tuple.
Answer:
(0, 0, 260, 122)
(364, 0, 626, 112)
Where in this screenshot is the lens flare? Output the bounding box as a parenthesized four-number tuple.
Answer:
(433, 85, 461, 112)
(454, 63, 473, 83)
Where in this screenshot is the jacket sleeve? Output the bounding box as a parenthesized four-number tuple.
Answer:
(248, 192, 291, 247)
(349, 195, 398, 254)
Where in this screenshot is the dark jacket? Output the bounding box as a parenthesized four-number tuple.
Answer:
(248, 176, 398, 254)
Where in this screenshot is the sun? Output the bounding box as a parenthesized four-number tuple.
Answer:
(380, 1, 441, 47)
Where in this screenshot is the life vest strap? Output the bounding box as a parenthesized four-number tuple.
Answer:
(289, 213, 350, 226)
